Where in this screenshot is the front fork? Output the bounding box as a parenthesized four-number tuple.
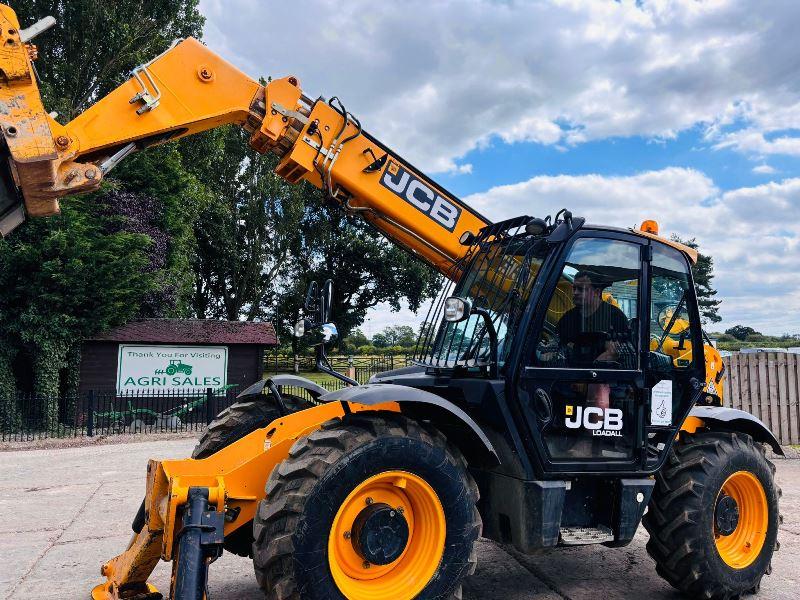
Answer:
(90, 399, 401, 600)
(91, 487, 225, 600)
(171, 488, 225, 600)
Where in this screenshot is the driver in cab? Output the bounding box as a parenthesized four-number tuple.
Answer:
(557, 271, 631, 407)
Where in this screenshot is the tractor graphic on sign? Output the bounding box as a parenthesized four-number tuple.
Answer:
(156, 359, 193, 376)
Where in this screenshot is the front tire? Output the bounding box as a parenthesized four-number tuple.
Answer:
(252, 413, 481, 600)
(643, 431, 780, 599)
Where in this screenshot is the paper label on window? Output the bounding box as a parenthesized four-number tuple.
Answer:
(651, 380, 673, 426)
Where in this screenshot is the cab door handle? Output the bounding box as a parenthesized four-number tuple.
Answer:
(533, 388, 553, 424)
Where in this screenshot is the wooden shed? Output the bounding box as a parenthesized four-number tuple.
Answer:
(79, 319, 278, 395)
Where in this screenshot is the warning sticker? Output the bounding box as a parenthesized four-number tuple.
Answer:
(651, 380, 673, 426)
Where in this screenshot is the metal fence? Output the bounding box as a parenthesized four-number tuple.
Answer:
(0, 357, 396, 442)
(723, 352, 800, 446)
(264, 353, 411, 377)
(0, 388, 245, 442)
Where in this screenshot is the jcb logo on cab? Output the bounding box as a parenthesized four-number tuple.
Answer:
(565, 405, 624, 437)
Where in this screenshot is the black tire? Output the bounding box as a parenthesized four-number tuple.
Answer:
(252, 412, 481, 600)
(643, 431, 780, 599)
(192, 400, 283, 556)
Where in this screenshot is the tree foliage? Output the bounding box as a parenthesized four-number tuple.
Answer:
(0, 195, 158, 395)
(182, 130, 440, 341)
(725, 325, 760, 341)
(671, 236, 722, 324)
(372, 326, 416, 348)
(180, 127, 306, 321)
(13, 0, 204, 121)
(277, 208, 439, 342)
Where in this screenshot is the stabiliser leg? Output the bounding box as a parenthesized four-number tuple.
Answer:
(171, 487, 225, 600)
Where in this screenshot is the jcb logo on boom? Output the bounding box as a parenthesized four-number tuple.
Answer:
(380, 161, 461, 232)
(565, 405, 624, 437)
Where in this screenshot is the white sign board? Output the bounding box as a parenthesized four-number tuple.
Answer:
(650, 379, 673, 426)
(117, 345, 228, 394)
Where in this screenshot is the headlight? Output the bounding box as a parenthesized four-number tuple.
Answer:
(444, 297, 471, 322)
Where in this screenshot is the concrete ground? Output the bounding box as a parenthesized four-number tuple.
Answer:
(1, 439, 798, 600)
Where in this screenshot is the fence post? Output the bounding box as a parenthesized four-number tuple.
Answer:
(206, 387, 214, 425)
(87, 390, 95, 437)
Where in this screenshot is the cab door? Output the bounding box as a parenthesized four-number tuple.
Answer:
(641, 242, 706, 470)
(518, 232, 648, 474)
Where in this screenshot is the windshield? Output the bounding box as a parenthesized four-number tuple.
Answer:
(415, 228, 550, 371)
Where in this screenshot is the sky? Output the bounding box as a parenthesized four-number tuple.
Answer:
(200, 0, 800, 337)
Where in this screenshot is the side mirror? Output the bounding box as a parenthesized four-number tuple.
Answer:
(302, 322, 339, 346)
(304, 281, 318, 313)
(444, 297, 472, 323)
(321, 322, 338, 344)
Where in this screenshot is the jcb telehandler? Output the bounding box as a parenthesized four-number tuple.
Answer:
(0, 6, 782, 600)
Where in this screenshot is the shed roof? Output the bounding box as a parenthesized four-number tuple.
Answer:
(90, 319, 278, 346)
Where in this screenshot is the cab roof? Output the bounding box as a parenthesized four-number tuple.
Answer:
(582, 223, 698, 264)
(632, 228, 698, 264)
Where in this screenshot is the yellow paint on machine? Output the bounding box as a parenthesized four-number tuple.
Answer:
(91, 400, 400, 600)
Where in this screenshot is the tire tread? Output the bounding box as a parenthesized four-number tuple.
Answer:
(252, 413, 481, 600)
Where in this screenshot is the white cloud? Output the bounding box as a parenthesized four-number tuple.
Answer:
(200, 0, 800, 171)
(366, 170, 800, 335)
(461, 169, 800, 334)
(714, 129, 800, 157)
(753, 164, 777, 175)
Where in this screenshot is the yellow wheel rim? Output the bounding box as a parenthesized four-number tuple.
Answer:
(715, 471, 768, 569)
(328, 470, 446, 600)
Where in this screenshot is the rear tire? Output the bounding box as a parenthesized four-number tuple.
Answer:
(252, 413, 480, 600)
(643, 431, 780, 599)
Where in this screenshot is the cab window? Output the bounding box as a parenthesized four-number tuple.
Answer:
(535, 237, 640, 370)
(649, 244, 695, 369)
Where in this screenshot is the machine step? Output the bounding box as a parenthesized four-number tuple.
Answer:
(559, 525, 614, 545)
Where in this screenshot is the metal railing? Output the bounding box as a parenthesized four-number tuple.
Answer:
(2, 357, 415, 442)
(0, 388, 245, 441)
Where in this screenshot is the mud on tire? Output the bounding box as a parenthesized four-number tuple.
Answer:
(252, 412, 481, 600)
(643, 431, 780, 599)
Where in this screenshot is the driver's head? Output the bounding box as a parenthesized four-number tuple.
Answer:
(572, 271, 606, 310)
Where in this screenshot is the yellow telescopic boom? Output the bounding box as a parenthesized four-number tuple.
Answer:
(0, 5, 489, 274)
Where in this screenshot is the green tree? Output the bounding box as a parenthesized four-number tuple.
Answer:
(372, 326, 416, 348)
(277, 207, 440, 342)
(726, 325, 760, 341)
(341, 329, 369, 353)
(671, 236, 722, 324)
(371, 332, 389, 349)
(180, 127, 306, 321)
(0, 195, 157, 424)
(13, 1, 204, 121)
